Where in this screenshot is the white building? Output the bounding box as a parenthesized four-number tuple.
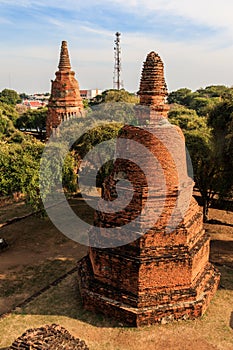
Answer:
(80, 89, 102, 100)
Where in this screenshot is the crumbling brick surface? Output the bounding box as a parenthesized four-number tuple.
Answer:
(46, 41, 84, 138)
(78, 51, 220, 326)
(9, 324, 89, 350)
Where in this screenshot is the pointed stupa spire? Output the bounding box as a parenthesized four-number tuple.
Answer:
(58, 40, 71, 71)
(138, 51, 168, 107)
(46, 41, 84, 138)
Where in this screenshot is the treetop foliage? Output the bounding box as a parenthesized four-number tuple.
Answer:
(0, 85, 232, 217)
(208, 100, 233, 134)
(89, 89, 139, 106)
(167, 85, 233, 117)
(0, 88, 21, 106)
(168, 105, 209, 134)
(16, 107, 47, 131)
(0, 101, 19, 123)
(168, 84, 233, 218)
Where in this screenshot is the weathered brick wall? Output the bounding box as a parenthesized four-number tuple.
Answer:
(78, 51, 220, 326)
(46, 41, 84, 138)
(10, 324, 89, 350)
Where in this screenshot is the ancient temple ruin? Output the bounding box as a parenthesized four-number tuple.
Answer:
(46, 41, 84, 138)
(78, 51, 220, 326)
(10, 324, 89, 350)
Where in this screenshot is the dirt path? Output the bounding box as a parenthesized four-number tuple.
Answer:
(205, 208, 233, 268)
(0, 200, 232, 315)
(0, 198, 90, 315)
(0, 199, 232, 350)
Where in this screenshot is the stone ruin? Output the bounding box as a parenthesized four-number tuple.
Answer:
(46, 41, 84, 138)
(77, 52, 220, 326)
(9, 324, 89, 350)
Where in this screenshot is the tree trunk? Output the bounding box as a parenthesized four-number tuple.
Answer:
(203, 199, 209, 222)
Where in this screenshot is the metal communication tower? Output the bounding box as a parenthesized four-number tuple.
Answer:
(113, 32, 123, 90)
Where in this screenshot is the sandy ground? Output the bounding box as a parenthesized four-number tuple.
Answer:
(0, 199, 232, 350)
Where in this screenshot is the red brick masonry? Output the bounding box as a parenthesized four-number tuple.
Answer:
(77, 52, 220, 326)
(10, 324, 89, 349)
(46, 41, 84, 138)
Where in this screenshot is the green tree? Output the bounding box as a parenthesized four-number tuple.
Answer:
(0, 140, 44, 197)
(188, 96, 218, 116)
(169, 106, 221, 220)
(208, 100, 233, 200)
(82, 98, 89, 109)
(0, 137, 77, 212)
(208, 100, 233, 139)
(196, 85, 232, 99)
(16, 107, 47, 141)
(0, 101, 19, 124)
(168, 85, 233, 117)
(185, 130, 220, 221)
(0, 89, 21, 106)
(0, 112, 26, 143)
(0, 113, 15, 138)
(72, 121, 122, 188)
(168, 104, 199, 127)
(89, 89, 139, 106)
(167, 88, 193, 106)
(38, 143, 78, 212)
(19, 92, 30, 100)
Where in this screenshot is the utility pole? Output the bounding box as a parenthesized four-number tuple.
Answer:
(113, 32, 123, 90)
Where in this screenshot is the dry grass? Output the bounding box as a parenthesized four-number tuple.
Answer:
(0, 201, 232, 350)
(0, 199, 32, 224)
(0, 269, 232, 350)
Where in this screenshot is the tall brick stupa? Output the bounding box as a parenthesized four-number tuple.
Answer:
(78, 52, 220, 326)
(46, 41, 83, 138)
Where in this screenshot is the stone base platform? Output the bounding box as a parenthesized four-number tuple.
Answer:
(78, 256, 220, 327)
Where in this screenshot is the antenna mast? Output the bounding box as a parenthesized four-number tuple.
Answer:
(113, 32, 123, 90)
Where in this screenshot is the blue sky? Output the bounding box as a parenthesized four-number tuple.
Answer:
(0, 0, 233, 93)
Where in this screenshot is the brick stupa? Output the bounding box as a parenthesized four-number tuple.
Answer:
(46, 41, 83, 137)
(78, 52, 220, 326)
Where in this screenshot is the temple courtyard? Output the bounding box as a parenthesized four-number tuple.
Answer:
(0, 197, 232, 350)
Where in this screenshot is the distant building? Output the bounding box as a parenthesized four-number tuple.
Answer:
(21, 99, 47, 109)
(80, 89, 102, 100)
(30, 93, 50, 101)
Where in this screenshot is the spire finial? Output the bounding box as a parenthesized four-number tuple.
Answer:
(138, 51, 168, 106)
(58, 41, 71, 71)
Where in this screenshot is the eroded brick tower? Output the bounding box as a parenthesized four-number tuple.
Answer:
(78, 52, 220, 326)
(46, 41, 83, 138)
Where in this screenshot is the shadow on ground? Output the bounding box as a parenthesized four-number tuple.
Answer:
(229, 311, 233, 329)
(0, 198, 232, 329)
(210, 240, 233, 271)
(208, 219, 233, 228)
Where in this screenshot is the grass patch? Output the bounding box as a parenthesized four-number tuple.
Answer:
(0, 201, 232, 349)
(0, 266, 232, 350)
(0, 258, 75, 299)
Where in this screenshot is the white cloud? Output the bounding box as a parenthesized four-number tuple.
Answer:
(0, 17, 12, 24)
(79, 26, 113, 37)
(112, 0, 233, 35)
(1, 28, 233, 94)
(45, 17, 65, 28)
(0, 0, 233, 93)
(3, 0, 233, 38)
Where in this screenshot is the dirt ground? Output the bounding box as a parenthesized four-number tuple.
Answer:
(205, 209, 233, 268)
(0, 198, 90, 315)
(0, 198, 232, 350)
